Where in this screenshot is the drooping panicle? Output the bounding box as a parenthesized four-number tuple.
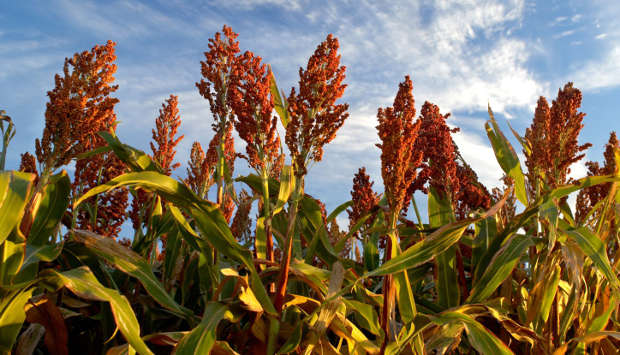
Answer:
(150, 95, 184, 175)
(285, 34, 349, 176)
(376, 76, 422, 215)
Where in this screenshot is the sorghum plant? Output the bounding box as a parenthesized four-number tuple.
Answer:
(4, 26, 620, 355)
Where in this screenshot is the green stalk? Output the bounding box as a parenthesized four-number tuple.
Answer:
(411, 196, 424, 230)
(260, 167, 275, 266)
(268, 175, 303, 355)
(380, 211, 398, 351)
(274, 176, 303, 312)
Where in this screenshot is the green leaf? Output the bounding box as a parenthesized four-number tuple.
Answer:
(74, 171, 266, 300)
(163, 228, 182, 283)
(273, 165, 295, 215)
(0, 171, 34, 245)
(13, 243, 63, 284)
(28, 171, 70, 245)
(428, 186, 454, 226)
(429, 187, 459, 309)
(0, 239, 24, 285)
(392, 267, 417, 324)
(174, 302, 228, 355)
(467, 234, 533, 303)
(564, 226, 620, 294)
(587, 296, 616, 333)
(485, 105, 527, 206)
(276, 322, 302, 354)
(433, 312, 512, 355)
(343, 299, 381, 336)
(553, 332, 620, 355)
(71, 230, 193, 320)
(536, 264, 561, 329)
(269, 71, 290, 127)
(44, 267, 153, 355)
(0, 287, 35, 352)
(547, 174, 620, 202)
(365, 218, 473, 277)
(472, 216, 497, 275)
(300, 197, 339, 266)
(99, 131, 163, 173)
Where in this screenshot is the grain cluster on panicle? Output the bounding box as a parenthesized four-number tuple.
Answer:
(229, 51, 280, 171)
(576, 132, 619, 222)
(130, 95, 184, 230)
(453, 159, 491, 219)
(347, 167, 380, 233)
(285, 34, 349, 176)
(19, 152, 39, 184)
(196, 25, 240, 132)
(74, 154, 128, 237)
(376, 75, 422, 215)
(185, 141, 213, 198)
(35, 40, 119, 171)
(230, 189, 253, 242)
(410, 102, 460, 199)
(525, 82, 592, 190)
(150, 95, 184, 175)
(31, 40, 128, 238)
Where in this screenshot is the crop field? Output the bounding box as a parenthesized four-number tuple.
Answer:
(1, 24, 619, 354)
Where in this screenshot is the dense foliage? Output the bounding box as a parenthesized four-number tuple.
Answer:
(1, 26, 619, 354)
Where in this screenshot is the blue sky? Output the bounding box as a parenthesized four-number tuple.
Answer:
(2, 0, 619, 221)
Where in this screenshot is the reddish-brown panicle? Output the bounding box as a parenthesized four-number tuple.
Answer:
(347, 167, 380, 233)
(36, 40, 119, 171)
(576, 132, 619, 223)
(285, 34, 349, 176)
(185, 141, 212, 198)
(229, 52, 280, 171)
(150, 95, 184, 175)
(196, 25, 240, 134)
(231, 190, 253, 243)
(74, 153, 128, 238)
(19, 152, 39, 184)
(525, 83, 591, 190)
(409, 101, 459, 202)
(376, 76, 422, 215)
(453, 161, 491, 219)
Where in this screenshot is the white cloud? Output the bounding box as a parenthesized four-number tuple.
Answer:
(572, 45, 620, 90)
(553, 29, 576, 39)
(209, 0, 303, 11)
(550, 16, 568, 26)
(565, 1, 620, 92)
(56, 0, 205, 39)
(5, 0, 549, 212)
(452, 128, 504, 190)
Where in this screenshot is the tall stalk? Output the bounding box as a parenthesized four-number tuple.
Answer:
(274, 175, 304, 312)
(380, 211, 398, 350)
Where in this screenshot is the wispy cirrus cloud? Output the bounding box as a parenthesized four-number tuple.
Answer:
(11, 0, 609, 214)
